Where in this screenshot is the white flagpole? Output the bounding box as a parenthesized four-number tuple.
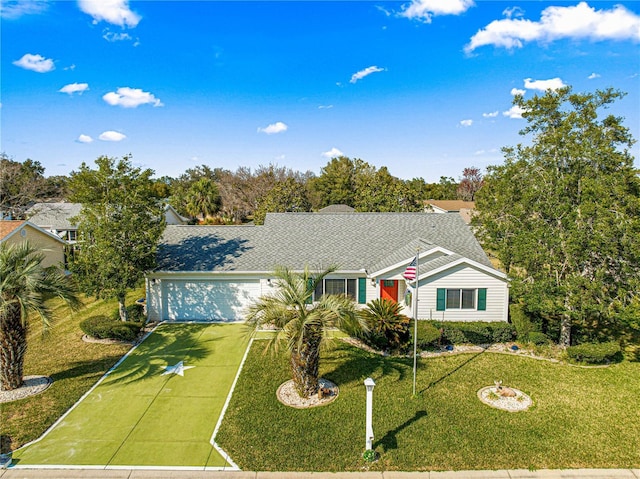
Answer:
(412, 248, 420, 396)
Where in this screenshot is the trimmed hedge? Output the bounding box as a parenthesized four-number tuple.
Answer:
(414, 321, 442, 349)
(526, 331, 549, 345)
(416, 320, 516, 346)
(566, 341, 622, 365)
(80, 315, 143, 342)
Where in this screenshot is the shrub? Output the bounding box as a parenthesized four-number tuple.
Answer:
(566, 341, 622, 365)
(415, 321, 442, 349)
(358, 299, 411, 352)
(510, 303, 537, 340)
(527, 331, 549, 345)
(419, 321, 516, 345)
(112, 303, 145, 323)
(80, 315, 143, 342)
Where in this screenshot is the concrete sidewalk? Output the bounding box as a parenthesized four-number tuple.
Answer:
(1, 469, 639, 479)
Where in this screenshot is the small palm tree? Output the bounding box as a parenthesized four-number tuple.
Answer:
(246, 265, 367, 398)
(0, 242, 81, 391)
(358, 298, 411, 352)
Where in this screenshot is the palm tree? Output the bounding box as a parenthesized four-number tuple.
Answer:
(246, 265, 367, 398)
(0, 242, 80, 391)
(184, 178, 221, 220)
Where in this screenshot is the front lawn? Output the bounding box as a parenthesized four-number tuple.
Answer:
(216, 341, 640, 471)
(0, 290, 143, 449)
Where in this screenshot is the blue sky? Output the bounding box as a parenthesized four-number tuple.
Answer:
(2, 0, 639, 182)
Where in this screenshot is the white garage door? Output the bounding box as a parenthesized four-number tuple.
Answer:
(163, 279, 261, 321)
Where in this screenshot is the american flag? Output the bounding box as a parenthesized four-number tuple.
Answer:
(402, 256, 417, 281)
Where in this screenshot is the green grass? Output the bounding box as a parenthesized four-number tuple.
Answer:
(0, 290, 144, 450)
(216, 340, 640, 471)
(12, 323, 249, 468)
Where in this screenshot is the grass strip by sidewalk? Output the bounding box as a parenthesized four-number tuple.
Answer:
(216, 340, 640, 471)
(12, 322, 249, 468)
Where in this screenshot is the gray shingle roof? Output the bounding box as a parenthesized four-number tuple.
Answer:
(26, 203, 81, 230)
(156, 212, 494, 273)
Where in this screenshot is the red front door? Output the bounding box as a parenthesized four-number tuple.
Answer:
(380, 280, 398, 302)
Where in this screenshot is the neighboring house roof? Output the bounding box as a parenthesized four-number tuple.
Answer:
(318, 204, 356, 213)
(426, 200, 475, 212)
(0, 220, 25, 240)
(164, 204, 189, 225)
(26, 202, 82, 230)
(0, 220, 67, 245)
(156, 212, 495, 275)
(426, 200, 476, 224)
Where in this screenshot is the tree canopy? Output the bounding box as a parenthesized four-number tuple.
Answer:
(68, 155, 166, 321)
(476, 87, 640, 346)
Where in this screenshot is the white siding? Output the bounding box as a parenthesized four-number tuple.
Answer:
(414, 264, 508, 322)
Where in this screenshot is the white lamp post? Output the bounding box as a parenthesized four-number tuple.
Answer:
(364, 377, 375, 451)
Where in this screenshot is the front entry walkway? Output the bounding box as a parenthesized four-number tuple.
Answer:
(12, 323, 249, 470)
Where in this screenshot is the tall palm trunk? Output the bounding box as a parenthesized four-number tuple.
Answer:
(290, 328, 322, 398)
(0, 304, 27, 391)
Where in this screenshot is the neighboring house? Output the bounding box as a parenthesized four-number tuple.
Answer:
(27, 203, 188, 243)
(26, 202, 82, 244)
(425, 200, 476, 224)
(0, 220, 67, 269)
(164, 204, 189, 225)
(147, 212, 508, 322)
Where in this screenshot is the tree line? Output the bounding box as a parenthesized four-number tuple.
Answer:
(0, 153, 483, 225)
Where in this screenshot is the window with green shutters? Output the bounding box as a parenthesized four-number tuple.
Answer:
(437, 288, 486, 310)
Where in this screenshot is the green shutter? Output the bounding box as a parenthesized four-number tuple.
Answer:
(477, 288, 487, 311)
(358, 278, 367, 304)
(305, 279, 313, 304)
(436, 288, 446, 311)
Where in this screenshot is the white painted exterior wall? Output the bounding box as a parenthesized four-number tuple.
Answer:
(416, 264, 508, 322)
(146, 262, 508, 322)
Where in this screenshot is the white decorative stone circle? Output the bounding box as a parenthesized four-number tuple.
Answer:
(477, 386, 532, 412)
(276, 378, 339, 409)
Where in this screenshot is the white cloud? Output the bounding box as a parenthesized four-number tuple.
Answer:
(318, 105, 334, 109)
(466, 2, 640, 53)
(503, 105, 526, 119)
(350, 66, 385, 84)
(503, 6, 525, 19)
(460, 119, 473, 127)
(1, 0, 48, 19)
(12, 53, 55, 73)
(482, 111, 499, 118)
(103, 30, 132, 42)
(399, 0, 474, 22)
(78, 0, 140, 27)
(59, 83, 89, 95)
(322, 147, 344, 158)
(103, 87, 163, 108)
(99, 131, 126, 142)
(257, 121, 288, 134)
(588, 72, 601, 79)
(511, 87, 526, 96)
(524, 77, 566, 91)
(77, 134, 93, 143)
